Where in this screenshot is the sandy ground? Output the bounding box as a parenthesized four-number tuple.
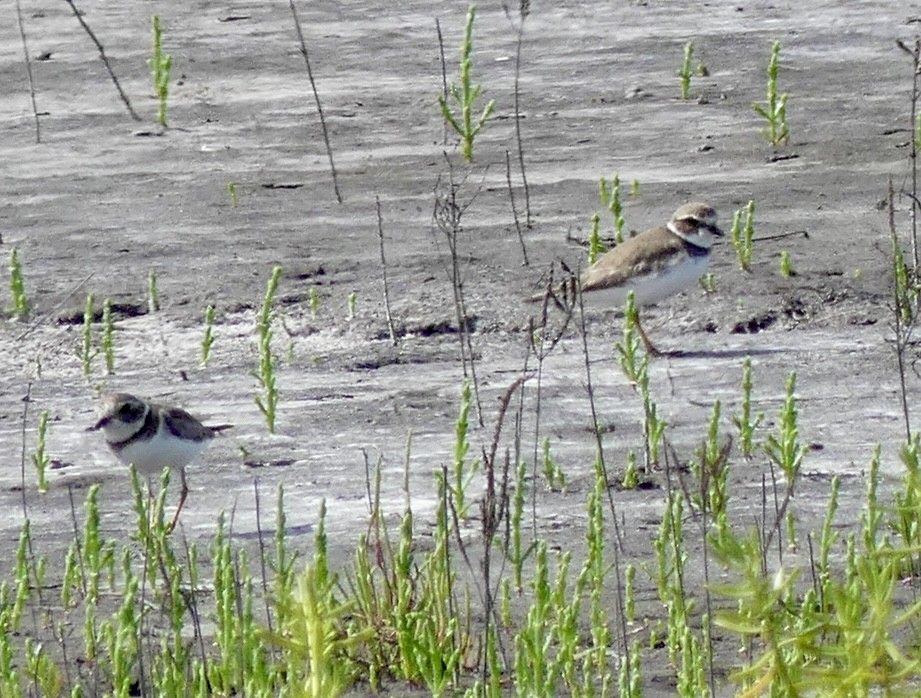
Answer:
(2, 0, 921, 693)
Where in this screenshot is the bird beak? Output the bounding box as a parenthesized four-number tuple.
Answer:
(87, 416, 108, 432)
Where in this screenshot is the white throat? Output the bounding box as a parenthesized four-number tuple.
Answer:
(667, 221, 718, 250)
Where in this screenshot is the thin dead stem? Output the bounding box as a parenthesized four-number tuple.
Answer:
(890, 178, 914, 440)
(574, 281, 631, 686)
(252, 478, 274, 636)
(288, 0, 342, 203)
(436, 18, 449, 147)
(433, 161, 485, 425)
(63, 0, 140, 121)
(526, 263, 576, 536)
(19, 383, 31, 521)
(375, 197, 398, 345)
(503, 1, 532, 227)
(505, 150, 528, 265)
(897, 38, 921, 268)
(15, 0, 40, 142)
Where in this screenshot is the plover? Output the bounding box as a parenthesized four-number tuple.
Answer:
(89, 392, 232, 531)
(534, 202, 723, 355)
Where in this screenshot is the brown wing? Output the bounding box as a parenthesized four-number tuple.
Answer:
(161, 405, 231, 441)
(580, 225, 686, 291)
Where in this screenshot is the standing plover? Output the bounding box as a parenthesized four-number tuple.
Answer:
(535, 202, 723, 355)
(89, 392, 232, 531)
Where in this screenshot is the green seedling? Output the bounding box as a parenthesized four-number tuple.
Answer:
(780, 250, 793, 277)
(617, 294, 665, 467)
(599, 173, 626, 243)
(631, 178, 640, 197)
(148, 15, 172, 128)
(752, 40, 789, 147)
(732, 356, 763, 457)
(148, 270, 160, 313)
(587, 212, 606, 265)
(309, 286, 320, 316)
(452, 381, 479, 518)
(7, 247, 29, 320)
(616, 291, 645, 382)
(892, 238, 919, 325)
(437, 4, 495, 162)
(201, 304, 215, 367)
(678, 41, 695, 100)
(102, 297, 115, 374)
(699, 271, 716, 293)
(763, 371, 806, 483)
(541, 436, 565, 491)
(269, 501, 372, 697)
(624, 564, 636, 623)
(31, 410, 50, 493)
(226, 182, 238, 208)
(916, 111, 921, 153)
(347, 291, 356, 321)
(254, 266, 282, 433)
(730, 200, 756, 271)
(622, 450, 638, 489)
(82, 294, 97, 378)
(510, 459, 530, 591)
(24, 638, 61, 697)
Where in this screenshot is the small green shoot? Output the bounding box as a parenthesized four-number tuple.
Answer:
(730, 200, 755, 271)
(631, 179, 640, 197)
(732, 356, 763, 457)
(148, 16, 172, 128)
(309, 287, 320, 317)
(148, 270, 160, 313)
(541, 437, 565, 491)
(201, 304, 215, 367)
(764, 371, 806, 483)
(437, 4, 495, 162)
(347, 291, 357, 321)
(621, 450, 638, 489)
(82, 294, 97, 379)
(226, 182, 238, 208)
(599, 173, 626, 243)
(678, 41, 695, 100)
(780, 250, 793, 277)
(752, 40, 789, 147)
(893, 238, 919, 325)
(453, 381, 479, 518)
(616, 292, 664, 468)
(616, 291, 645, 381)
(254, 266, 282, 433)
(269, 501, 372, 697)
(7, 247, 29, 320)
(31, 410, 50, 494)
(587, 213, 606, 265)
(102, 298, 115, 375)
(699, 271, 716, 293)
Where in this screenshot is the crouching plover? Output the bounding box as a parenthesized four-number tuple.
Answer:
(89, 392, 232, 532)
(533, 202, 723, 356)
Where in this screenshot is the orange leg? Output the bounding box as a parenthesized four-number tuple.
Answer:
(634, 313, 662, 357)
(165, 467, 189, 535)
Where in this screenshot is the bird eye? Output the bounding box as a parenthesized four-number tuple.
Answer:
(118, 402, 145, 421)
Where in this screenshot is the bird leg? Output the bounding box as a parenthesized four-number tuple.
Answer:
(634, 313, 663, 357)
(165, 466, 189, 535)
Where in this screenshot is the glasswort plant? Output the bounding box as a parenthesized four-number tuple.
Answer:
(438, 4, 495, 162)
(7, 247, 29, 320)
(148, 15, 172, 128)
(752, 40, 789, 147)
